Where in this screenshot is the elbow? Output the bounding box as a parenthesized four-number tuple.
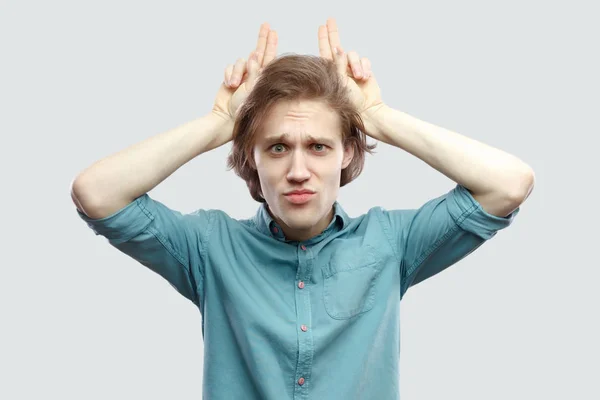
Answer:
(507, 167, 535, 204)
(495, 168, 535, 216)
(70, 174, 105, 218)
(472, 168, 535, 217)
(70, 174, 135, 219)
(70, 175, 93, 216)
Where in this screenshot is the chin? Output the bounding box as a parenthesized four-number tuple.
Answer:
(279, 206, 316, 222)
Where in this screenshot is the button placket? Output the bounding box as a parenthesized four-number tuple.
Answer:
(294, 242, 313, 396)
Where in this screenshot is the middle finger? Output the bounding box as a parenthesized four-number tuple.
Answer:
(262, 30, 278, 66)
(318, 25, 333, 59)
(254, 22, 270, 66)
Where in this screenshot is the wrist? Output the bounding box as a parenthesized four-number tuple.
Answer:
(362, 103, 390, 140)
(210, 109, 233, 126)
(196, 112, 235, 153)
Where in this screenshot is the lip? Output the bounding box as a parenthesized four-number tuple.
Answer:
(285, 189, 315, 195)
(284, 192, 315, 205)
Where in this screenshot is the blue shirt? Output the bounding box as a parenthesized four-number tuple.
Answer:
(77, 184, 519, 399)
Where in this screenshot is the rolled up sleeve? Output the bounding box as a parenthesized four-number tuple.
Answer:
(77, 194, 156, 244)
(379, 184, 520, 299)
(446, 184, 520, 240)
(76, 193, 211, 306)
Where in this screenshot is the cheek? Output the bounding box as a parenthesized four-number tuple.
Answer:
(257, 165, 280, 189)
(323, 158, 344, 179)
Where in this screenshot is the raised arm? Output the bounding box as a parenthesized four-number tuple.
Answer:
(71, 23, 278, 219)
(71, 23, 279, 305)
(317, 17, 534, 217)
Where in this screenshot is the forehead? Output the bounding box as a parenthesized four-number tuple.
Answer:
(256, 99, 342, 143)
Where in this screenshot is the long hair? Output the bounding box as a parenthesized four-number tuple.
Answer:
(226, 53, 377, 203)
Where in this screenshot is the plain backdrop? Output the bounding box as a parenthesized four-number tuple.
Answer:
(1, 0, 598, 399)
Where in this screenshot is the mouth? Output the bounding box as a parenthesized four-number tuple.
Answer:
(284, 191, 315, 205)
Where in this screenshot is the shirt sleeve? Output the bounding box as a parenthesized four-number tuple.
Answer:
(76, 193, 211, 306)
(379, 184, 520, 299)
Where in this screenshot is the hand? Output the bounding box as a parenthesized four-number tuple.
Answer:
(212, 22, 278, 124)
(318, 18, 386, 139)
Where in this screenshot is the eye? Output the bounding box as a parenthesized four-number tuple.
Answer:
(270, 143, 287, 153)
(312, 143, 328, 152)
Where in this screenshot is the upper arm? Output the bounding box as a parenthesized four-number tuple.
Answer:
(380, 184, 520, 299)
(76, 193, 211, 306)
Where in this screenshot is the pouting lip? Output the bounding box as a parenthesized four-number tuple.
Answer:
(284, 189, 316, 195)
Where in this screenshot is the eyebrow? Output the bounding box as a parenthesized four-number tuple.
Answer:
(262, 133, 336, 146)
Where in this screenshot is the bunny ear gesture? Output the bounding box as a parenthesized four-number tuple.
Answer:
(253, 22, 278, 71)
(214, 22, 279, 121)
(318, 18, 372, 83)
(224, 22, 278, 90)
(317, 18, 384, 137)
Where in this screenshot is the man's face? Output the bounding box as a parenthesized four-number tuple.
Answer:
(253, 98, 354, 242)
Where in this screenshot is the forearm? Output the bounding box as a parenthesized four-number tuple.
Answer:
(71, 112, 233, 219)
(368, 105, 535, 199)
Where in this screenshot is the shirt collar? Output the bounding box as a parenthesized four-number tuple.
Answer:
(253, 200, 349, 243)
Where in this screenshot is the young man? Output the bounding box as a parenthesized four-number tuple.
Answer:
(71, 19, 534, 400)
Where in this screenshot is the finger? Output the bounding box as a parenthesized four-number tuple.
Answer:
(326, 18, 342, 60)
(333, 46, 348, 77)
(224, 64, 234, 86)
(347, 51, 363, 79)
(254, 22, 270, 66)
(361, 57, 371, 80)
(230, 58, 246, 87)
(245, 51, 261, 92)
(318, 25, 333, 59)
(262, 30, 278, 66)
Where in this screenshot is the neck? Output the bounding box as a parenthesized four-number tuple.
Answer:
(267, 204, 335, 242)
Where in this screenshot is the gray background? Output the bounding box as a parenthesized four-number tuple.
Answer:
(1, 0, 598, 398)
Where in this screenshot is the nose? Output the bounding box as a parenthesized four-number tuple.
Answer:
(286, 150, 311, 182)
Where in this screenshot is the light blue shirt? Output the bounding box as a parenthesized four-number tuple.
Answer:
(77, 184, 519, 399)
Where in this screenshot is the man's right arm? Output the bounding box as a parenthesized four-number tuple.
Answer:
(70, 23, 278, 307)
(70, 112, 234, 305)
(70, 112, 233, 219)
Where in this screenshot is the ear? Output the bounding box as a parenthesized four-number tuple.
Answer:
(341, 143, 354, 169)
(248, 147, 258, 170)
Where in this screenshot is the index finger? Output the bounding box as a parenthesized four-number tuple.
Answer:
(326, 18, 342, 58)
(318, 25, 333, 59)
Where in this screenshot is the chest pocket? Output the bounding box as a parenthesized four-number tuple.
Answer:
(321, 244, 383, 320)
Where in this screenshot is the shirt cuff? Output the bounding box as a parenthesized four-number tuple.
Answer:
(76, 194, 155, 244)
(447, 184, 520, 240)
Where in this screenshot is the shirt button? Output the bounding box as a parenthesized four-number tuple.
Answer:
(272, 227, 278, 233)
(298, 377, 305, 385)
(298, 281, 305, 289)
(301, 324, 307, 332)
(301, 245, 307, 250)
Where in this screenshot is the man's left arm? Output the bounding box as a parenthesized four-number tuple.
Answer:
(316, 17, 535, 298)
(364, 105, 535, 217)
(317, 17, 534, 212)
(368, 107, 532, 298)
